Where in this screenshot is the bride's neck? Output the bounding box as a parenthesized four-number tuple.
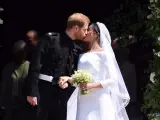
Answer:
(89, 42, 100, 51)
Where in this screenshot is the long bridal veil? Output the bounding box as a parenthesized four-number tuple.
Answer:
(97, 22, 130, 120)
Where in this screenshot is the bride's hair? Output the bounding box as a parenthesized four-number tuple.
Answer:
(90, 23, 100, 44)
(83, 23, 101, 52)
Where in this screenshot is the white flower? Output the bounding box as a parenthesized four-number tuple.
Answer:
(155, 51, 160, 57)
(0, 19, 3, 24)
(147, 14, 153, 19)
(157, 52, 160, 57)
(0, 7, 3, 12)
(153, 49, 155, 52)
(150, 72, 155, 83)
(48, 32, 52, 35)
(158, 37, 160, 41)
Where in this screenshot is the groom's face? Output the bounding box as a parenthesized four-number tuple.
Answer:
(74, 23, 89, 40)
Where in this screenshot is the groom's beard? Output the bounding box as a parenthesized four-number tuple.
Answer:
(75, 33, 86, 41)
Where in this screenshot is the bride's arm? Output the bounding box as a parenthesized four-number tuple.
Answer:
(90, 82, 103, 88)
(98, 53, 118, 89)
(82, 80, 115, 90)
(80, 82, 103, 90)
(82, 54, 116, 90)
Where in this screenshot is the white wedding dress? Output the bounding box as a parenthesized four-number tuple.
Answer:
(67, 51, 129, 120)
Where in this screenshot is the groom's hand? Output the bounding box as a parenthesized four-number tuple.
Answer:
(61, 83, 69, 89)
(58, 76, 70, 89)
(27, 96, 38, 106)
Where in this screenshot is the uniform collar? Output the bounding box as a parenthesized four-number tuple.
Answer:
(61, 32, 74, 46)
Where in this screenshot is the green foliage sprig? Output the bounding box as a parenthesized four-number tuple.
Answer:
(142, 0, 160, 119)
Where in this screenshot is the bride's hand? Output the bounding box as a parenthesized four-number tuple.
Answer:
(80, 83, 94, 90)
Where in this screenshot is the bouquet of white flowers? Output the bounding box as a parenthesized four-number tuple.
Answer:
(71, 69, 92, 95)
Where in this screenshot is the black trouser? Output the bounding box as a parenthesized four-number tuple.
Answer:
(26, 103, 39, 120)
(38, 80, 74, 120)
(3, 103, 28, 120)
(0, 107, 6, 120)
(2, 97, 39, 120)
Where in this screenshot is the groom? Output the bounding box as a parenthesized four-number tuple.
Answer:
(25, 13, 90, 120)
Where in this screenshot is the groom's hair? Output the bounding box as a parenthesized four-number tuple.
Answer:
(67, 13, 90, 29)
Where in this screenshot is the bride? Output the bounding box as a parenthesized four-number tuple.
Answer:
(59, 22, 130, 120)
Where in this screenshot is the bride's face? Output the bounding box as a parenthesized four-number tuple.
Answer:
(84, 25, 97, 42)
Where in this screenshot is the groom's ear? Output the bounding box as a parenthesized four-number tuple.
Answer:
(73, 25, 79, 31)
